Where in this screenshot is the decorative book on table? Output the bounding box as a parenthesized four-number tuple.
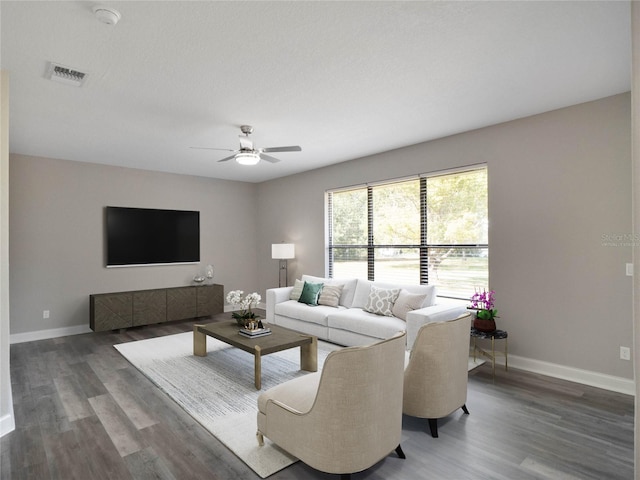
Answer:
(239, 327, 272, 338)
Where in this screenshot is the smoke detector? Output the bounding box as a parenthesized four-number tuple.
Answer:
(93, 6, 121, 25)
(45, 62, 88, 87)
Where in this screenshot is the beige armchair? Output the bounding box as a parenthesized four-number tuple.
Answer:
(403, 313, 472, 438)
(256, 331, 406, 479)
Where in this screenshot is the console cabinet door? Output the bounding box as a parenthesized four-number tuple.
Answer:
(167, 287, 197, 321)
(90, 292, 133, 331)
(196, 284, 224, 317)
(133, 289, 167, 326)
(91, 284, 224, 331)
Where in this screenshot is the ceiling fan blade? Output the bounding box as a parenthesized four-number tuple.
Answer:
(261, 145, 302, 153)
(217, 154, 237, 163)
(189, 146, 237, 152)
(260, 154, 281, 163)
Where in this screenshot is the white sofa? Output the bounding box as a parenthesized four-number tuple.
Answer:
(266, 274, 467, 350)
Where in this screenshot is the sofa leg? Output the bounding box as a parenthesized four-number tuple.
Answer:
(428, 418, 438, 438)
(340, 475, 351, 480)
(462, 404, 469, 415)
(395, 444, 406, 459)
(256, 431, 264, 446)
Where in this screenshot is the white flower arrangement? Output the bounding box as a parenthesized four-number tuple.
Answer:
(226, 290, 262, 323)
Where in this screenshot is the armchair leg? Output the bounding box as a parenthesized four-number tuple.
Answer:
(462, 404, 469, 415)
(256, 431, 264, 446)
(340, 475, 351, 480)
(395, 444, 406, 459)
(428, 418, 438, 438)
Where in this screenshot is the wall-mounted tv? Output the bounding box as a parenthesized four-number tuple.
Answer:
(106, 206, 200, 267)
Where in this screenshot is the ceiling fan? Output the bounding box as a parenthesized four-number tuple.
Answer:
(190, 125, 302, 165)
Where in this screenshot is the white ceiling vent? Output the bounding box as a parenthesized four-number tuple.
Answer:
(45, 62, 88, 87)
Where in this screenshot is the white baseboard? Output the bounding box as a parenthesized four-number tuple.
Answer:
(10, 324, 92, 344)
(0, 407, 15, 437)
(9, 307, 260, 344)
(493, 354, 635, 396)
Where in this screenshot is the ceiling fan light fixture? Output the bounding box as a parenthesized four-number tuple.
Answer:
(235, 152, 260, 165)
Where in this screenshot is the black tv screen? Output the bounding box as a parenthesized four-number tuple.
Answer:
(106, 206, 200, 267)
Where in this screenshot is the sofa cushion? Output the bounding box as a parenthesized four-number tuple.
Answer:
(363, 286, 400, 316)
(258, 371, 321, 415)
(392, 290, 429, 321)
(352, 279, 436, 309)
(275, 300, 339, 326)
(318, 284, 344, 307)
(328, 308, 406, 340)
(289, 279, 305, 301)
(299, 281, 324, 305)
(302, 275, 358, 308)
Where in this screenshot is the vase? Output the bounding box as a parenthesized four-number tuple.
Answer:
(473, 317, 496, 333)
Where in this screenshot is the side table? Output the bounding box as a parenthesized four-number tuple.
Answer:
(470, 327, 508, 378)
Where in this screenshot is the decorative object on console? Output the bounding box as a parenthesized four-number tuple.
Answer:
(226, 290, 262, 327)
(468, 289, 498, 332)
(193, 275, 205, 284)
(272, 243, 295, 287)
(206, 264, 214, 282)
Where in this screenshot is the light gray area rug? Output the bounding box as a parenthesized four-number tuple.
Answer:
(114, 332, 338, 478)
(114, 332, 484, 478)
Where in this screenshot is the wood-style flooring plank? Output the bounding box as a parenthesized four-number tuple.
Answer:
(87, 394, 144, 457)
(2, 313, 634, 480)
(74, 415, 134, 480)
(103, 379, 158, 430)
(123, 446, 178, 480)
(52, 376, 94, 422)
(136, 422, 217, 480)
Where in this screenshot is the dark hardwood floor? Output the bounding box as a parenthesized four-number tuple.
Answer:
(1, 312, 634, 479)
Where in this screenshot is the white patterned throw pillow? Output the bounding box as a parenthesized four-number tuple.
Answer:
(364, 285, 401, 316)
(317, 284, 344, 307)
(289, 279, 305, 301)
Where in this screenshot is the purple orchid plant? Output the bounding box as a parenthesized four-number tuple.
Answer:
(469, 289, 498, 320)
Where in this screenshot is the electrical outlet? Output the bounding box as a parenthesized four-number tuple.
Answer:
(620, 346, 631, 361)
(43, 310, 50, 319)
(626, 263, 634, 276)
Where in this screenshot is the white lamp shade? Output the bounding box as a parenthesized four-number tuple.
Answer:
(272, 243, 295, 259)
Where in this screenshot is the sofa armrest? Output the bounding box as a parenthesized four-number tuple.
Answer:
(266, 287, 294, 322)
(405, 304, 468, 350)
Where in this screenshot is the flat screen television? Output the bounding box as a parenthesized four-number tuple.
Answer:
(106, 206, 200, 267)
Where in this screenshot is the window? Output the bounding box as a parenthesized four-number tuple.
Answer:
(327, 167, 488, 299)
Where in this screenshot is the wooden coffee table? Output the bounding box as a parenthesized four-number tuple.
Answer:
(193, 321, 317, 389)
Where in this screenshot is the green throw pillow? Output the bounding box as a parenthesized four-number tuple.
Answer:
(298, 281, 324, 306)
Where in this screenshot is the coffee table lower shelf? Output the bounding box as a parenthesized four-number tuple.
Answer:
(193, 321, 318, 389)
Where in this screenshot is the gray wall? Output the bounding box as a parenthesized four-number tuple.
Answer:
(9, 156, 261, 334)
(8, 93, 633, 380)
(256, 93, 633, 379)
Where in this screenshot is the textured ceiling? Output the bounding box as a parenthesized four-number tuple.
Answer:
(1, 1, 631, 183)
